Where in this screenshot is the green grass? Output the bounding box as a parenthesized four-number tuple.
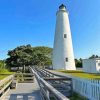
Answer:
(0, 75, 8, 80)
(70, 92, 87, 100)
(0, 69, 15, 80)
(57, 70, 100, 79)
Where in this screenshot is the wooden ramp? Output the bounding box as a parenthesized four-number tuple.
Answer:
(3, 78, 42, 100)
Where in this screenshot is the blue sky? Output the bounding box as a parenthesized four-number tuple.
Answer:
(0, 0, 100, 59)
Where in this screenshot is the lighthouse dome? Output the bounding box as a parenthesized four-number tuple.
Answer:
(59, 4, 66, 10)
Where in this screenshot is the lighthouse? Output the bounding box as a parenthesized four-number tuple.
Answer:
(52, 4, 76, 70)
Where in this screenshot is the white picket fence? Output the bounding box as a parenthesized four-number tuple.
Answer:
(72, 77, 100, 100)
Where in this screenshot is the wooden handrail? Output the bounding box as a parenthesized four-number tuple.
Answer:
(30, 67, 70, 100)
(0, 75, 14, 99)
(0, 75, 13, 87)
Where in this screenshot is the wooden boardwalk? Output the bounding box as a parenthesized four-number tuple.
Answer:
(3, 78, 42, 100)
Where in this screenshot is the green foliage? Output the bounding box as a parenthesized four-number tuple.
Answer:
(0, 60, 5, 72)
(70, 92, 87, 100)
(32, 46, 52, 66)
(6, 44, 33, 67)
(89, 54, 99, 59)
(6, 45, 52, 68)
(75, 58, 82, 68)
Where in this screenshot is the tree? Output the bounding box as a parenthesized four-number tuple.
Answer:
(6, 45, 52, 69)
(75, 58, 82, 68)
(6, 45, 33, 68)
(89, 54, 99, 59)
(31, 46, 52, 67)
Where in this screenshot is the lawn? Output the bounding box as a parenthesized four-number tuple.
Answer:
(0, 69, 15, 80)
(70, 92, 87, 100)
(57, 70, 100, 79)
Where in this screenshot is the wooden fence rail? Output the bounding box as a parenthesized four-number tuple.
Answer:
(0, 75, 13, 99)
(29, 67, 70, 100)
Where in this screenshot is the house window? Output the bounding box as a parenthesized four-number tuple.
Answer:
(66, 58, 68, 62)
(64, 34, 67, 38)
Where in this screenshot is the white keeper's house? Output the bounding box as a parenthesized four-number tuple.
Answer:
(82, 58, 100, 73)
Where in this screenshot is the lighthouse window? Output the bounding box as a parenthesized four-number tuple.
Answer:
(66, 58, 68, 62)
(98, 63, 100, 66)
(64, 34, 67, 38)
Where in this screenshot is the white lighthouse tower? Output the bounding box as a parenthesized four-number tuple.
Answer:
(52, 4, 76, 70)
